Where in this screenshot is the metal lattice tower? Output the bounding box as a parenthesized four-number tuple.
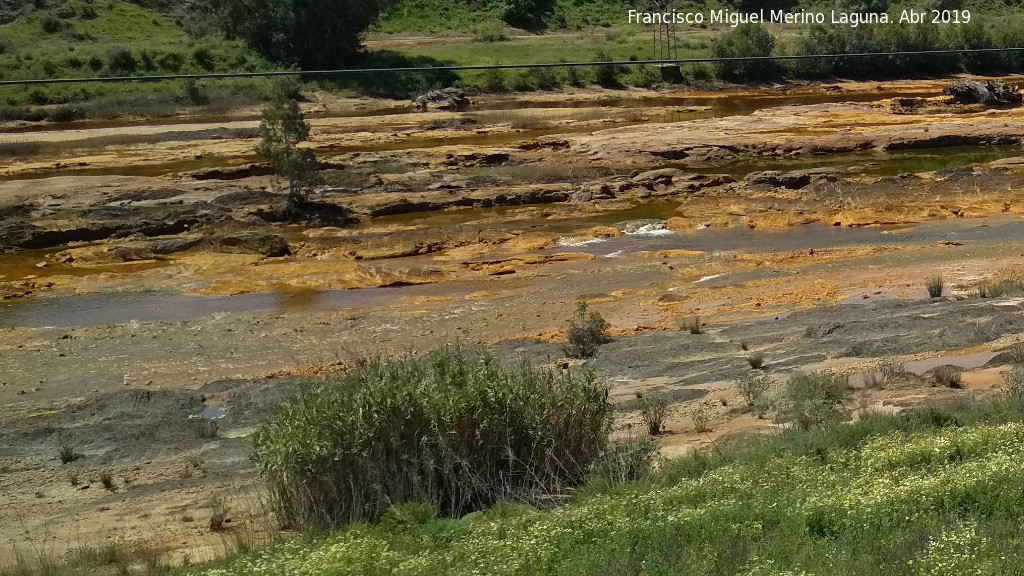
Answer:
(652, 0, 678, 61)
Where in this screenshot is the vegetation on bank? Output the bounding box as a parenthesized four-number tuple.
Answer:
(5, 0, 1024, 120)
(0, 0, 278, 120)
(190, 391, 1024, 576)
(251, 348, 613, 531)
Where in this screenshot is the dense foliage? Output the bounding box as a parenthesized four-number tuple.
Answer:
(197, 397, 1024, 576)
(199, 0, 392, 68)
(251, 348, 613, 530)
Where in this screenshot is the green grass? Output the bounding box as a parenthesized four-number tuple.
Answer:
(0, 0, 276, 115)
(184, 395, 1024, 576)
(371, 0, 653, 34)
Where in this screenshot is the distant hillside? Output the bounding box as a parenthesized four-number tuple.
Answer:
(373, 0, 649, 33)
(0, 0, 271, 83)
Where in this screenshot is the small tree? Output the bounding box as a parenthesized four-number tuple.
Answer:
(565, 301, 611, 358)
(255, 93, 320, 219)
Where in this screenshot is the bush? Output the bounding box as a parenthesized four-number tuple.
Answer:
(639, 394, 670, 435)
(934, 366, 963, 388)
(712, 23, 777, 82)
(926, 276, 944, 298)
(378, 502, 437, 532)
(564, 62, 587, 87)
(1003, 366, 1024, 397)
(480, 67, 507, 93)
(746, 352, 765, 369)
(39, 13, 63, 33)
(99, 470, 116, 492)
(691, 404, 711, 433)
(593, 50, 622, 88)
(879, 358, 906, 382)
(473, 20, 507, 42)
(588, 439, 657, 487)
(565, 301, 611, 358)
(192, 46, 216, 71)
(106, 47, 137, 75)
(58, 443, 83, 464)
(48, 105, 85, 122)
(181, 79, 210, 105)
(738, 374, 773, 418)
(156, 52, 186, 72)
(525, 67, 561, 91)
(776, 372, 849, 430)
(1006, 343, 1024, 365)
(252, 348, 613, 530)
(978, 279, 1014, 298)
(627, 65, 661, 89)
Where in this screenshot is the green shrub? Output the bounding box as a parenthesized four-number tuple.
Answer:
(482, 67, 507, 93)
(192, 46, 216, 71)
(48, 105, 85, 122)
(627, 65, 661, 89)
(181, 79, 210, 105)
(39, 13, 63, 34)
(690, 404, 711, 432)
(1003, 366, 1024, 397)
(28, 88, 50, 105)
(746, 352, 765, 369)
(252, 348, 612, 530)
(593, 50, 622, 88)
(509, 70, 537, 91)
(712, 23, 777, 82)
(106, 47, 137, 75)
(639, 394, 670, 435)
(473, 20, 507, 42)
(776, 371, 849, 430)
(378, 502, 438, 532)
(738, 374, 773, 418)
(525, 67, 561, 91)
(926, 276, 944, 298)
(565, 301, 611, 358)
(0, 105, 30, 121)
(565, 63, 587, 87)
(978, 279, 1014, 298)
(156, 52, 186, 72)
(588, 438, 657, 487)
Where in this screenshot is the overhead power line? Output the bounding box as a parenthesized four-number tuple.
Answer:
(1, 47, 1023, 86)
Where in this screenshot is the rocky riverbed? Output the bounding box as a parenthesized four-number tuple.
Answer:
(4, 78, 1024, 567)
